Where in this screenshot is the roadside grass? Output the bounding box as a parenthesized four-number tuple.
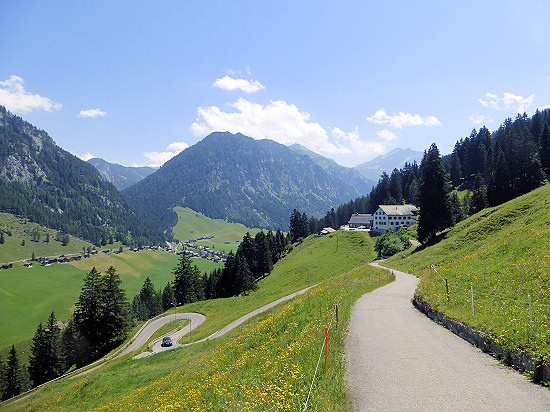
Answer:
(384, 184, 550, 364)
(0, 249, 220, 360)
(0, 212, 93, 263)
(172, 207, 261, 253)
(173, 231, 376, 343)
(3, 241, 391, 411)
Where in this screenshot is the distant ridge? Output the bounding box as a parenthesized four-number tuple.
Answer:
(88, 158, 156, 190)
(354, 148, 423, 181)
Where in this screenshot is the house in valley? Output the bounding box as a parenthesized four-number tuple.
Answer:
(372, 205, 418, 231)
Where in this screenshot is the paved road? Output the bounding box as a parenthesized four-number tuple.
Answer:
(345, 262, 550, 411)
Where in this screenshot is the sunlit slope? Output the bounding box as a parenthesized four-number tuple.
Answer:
(3, 231, 389, 411)
(172, 206, 261, 252)
(385, 184, 550, 361)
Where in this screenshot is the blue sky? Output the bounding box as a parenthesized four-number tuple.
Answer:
(2, 1, 550, 167)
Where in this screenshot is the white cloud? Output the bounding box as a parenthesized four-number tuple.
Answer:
(79, 152, 95, 161)
(376, 129, 398, 141)
(478, 92, 536, 113)
(213, 75, 265, 93)
(192, 98, 397, 159)
(167, 141, 189, 151)
(332, 128, 387, 156)
(540, 105, 550, 110)
(366, 109, 441, 128)
(0, 75, 62, 113)
(191, 98, 349, 154)
(78, 108, 107, 118)
(468, 114, 492, 125)
(143, 141, 189, 167)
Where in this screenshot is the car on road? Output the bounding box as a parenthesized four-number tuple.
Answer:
(161, 337, 172, 347)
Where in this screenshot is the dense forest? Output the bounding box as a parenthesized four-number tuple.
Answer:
(0, 106, 163, 246)
(300, 110, 550, 236)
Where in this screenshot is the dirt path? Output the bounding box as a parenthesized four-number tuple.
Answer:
(345, 263, 550, 411)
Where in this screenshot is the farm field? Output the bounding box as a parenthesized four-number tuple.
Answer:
(172, 207, 262, 253)
(384, 184, 550, 365)
(0, 249, 222, 360)
(2, 231, 391, 411)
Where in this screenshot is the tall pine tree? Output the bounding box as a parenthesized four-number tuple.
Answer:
(417, 143, 451, 244)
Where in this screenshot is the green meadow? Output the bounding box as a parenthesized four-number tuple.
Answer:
(385, 184, 550, 364)
(0, 249, 222, 360)
(0, 212, 93, 264)
(3, 231, 392, 411)
(172, 207, 262, 253)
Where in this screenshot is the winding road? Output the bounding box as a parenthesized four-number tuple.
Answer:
(345, 262, 550, 411)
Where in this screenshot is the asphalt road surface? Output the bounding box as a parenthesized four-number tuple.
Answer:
(345, 262, 550, 411)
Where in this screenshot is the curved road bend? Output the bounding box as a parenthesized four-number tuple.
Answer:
(345, 262, 550, 412)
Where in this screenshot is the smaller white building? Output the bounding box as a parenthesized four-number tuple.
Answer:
(372, 205, 418, 231)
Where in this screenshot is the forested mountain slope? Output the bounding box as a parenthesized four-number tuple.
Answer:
(124, 132, 369, 230)
(0, 106, 162, 246)
(88, 158, 156, 190)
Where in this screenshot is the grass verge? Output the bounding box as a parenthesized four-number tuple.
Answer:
(384, 184, 550, 365)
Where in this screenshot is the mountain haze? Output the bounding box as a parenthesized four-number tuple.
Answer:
(0, 106, 161, 246)
(124, 132, 371, 230)
(289, 144, 376, 192)
(354, 148, 423, 181)
(88, 157, 156, 190)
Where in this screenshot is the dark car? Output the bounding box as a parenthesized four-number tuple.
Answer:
(161, 336, 172, 347)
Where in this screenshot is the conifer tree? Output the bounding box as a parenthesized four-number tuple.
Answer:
(161, 282, 176, 311)
(417, 143, 451, 244)
(2, 345, 22, 400)
(173, 254, 201, 304)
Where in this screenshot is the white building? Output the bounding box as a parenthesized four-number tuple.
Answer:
(372, 205, 418, 231)
(347, 213, 373, 229)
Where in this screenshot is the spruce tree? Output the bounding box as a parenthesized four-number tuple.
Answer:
(101, 266, 130, 350)
(74, 267, 103, 359)
(173, 254, 201, 304)
(161, 282, 176, 311)
(2, 345, 22, 400)
(540, 122, 550, 175)
(417, 143, 451, 244)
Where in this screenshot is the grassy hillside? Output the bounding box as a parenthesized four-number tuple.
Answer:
(0, 249, 221, 358)
(3, 231, 391, 411)
(385, 184, 550, 364)
(172, 207, 261, 253)
(0, 212, 93, 263)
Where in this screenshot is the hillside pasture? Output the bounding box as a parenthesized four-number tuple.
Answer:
(2, 231, 390, 411)
(385, 184, 550, 364)
(172, 207, 261, 253)
(0, 249, 221, 360)
(0, 212, 92, 264)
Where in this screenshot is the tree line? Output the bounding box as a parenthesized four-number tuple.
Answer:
(291, 109, 550, 244)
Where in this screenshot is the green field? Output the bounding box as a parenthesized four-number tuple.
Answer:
(172, 207, 262, 253)
(0, 249, 222, 358)
(385, 184, 550, 364)
(2, 231, 391, 411)
(0, 212, 94, 264)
